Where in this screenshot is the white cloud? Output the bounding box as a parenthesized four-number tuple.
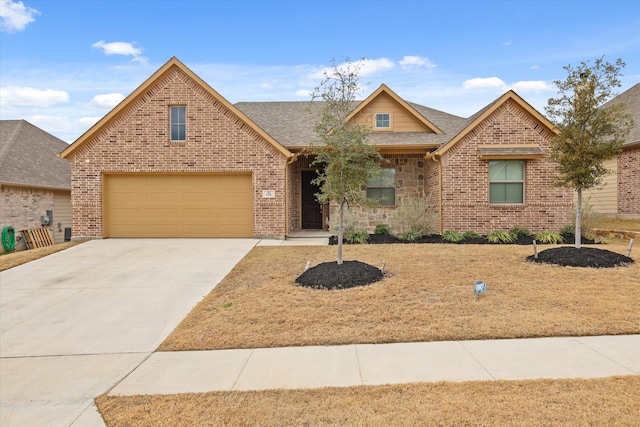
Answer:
(502, 41, 512, 46)
(0, 86, 69, 107)
(77, 116, 102, 127)
(463, 77, 506, 89)
(92, 40, 148, 64)
(0, 0, 39, 32)
(359, 58, 395, 76)
(530, 65, 539, 70)
(399, 56, 436, 70)
(510, 80, 553, 93)
(295, 89, 311, 98)
(89, 93, 125, 109)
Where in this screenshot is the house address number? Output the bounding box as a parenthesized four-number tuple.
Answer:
(262, 190, 276, 198)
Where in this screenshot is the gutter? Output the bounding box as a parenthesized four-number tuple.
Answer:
(426, 152, 444, 234)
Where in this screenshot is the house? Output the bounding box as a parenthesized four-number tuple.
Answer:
(1, 120, 72, 245)
(581, 83, 640, 218)
(60, 57, 572, 239)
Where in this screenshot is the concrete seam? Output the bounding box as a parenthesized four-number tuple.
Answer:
(574, 337, 637, 374)
(458, 341, 496, 380)
(354, 344, 364, 385)
(102, 351, 155, 395)
(231, 349, 254, 391)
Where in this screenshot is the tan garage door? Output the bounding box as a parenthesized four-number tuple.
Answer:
(103, 174, 253, 237)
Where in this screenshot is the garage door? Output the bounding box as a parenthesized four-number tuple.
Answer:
(103, 174, 253, 237)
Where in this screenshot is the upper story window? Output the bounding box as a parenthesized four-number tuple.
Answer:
(367, 168, 396, 205)
(375, 113, 391, 129)
(170, 106, 186, 141)
(489, 160, 524, 204)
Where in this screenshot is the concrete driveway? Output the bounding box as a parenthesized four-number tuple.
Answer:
(0, 238, 258, 427)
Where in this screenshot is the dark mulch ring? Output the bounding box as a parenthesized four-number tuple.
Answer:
(296, 260, 384, 290)
(526, 247, 634, 268)
(329, 233, 598, 245)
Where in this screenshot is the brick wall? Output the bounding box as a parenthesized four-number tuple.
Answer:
(67, 65, 289, 239)
(618, 146, 640, 215)
(439, 100, 572, 234)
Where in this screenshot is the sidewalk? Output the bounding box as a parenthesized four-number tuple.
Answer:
(108, 334, 640, 396)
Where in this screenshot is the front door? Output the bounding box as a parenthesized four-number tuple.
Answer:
(301, 170, 323, 229)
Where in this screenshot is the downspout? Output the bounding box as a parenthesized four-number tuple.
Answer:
(427, 153, 444, 234)
(285, 153, 298, 239)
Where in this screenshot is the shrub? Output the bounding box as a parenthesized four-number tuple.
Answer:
(374, 224, 390, 235)
(345, 226, 369, 244)
(463, 230, 480, 239)
(534, 231, 565, 244)
(560, 225, 575, 236)
(487, 230, 516, 244)
(401, 230, 421, 242)
(574, 200, 602, 240)
(442, 230, 464, 243)
(390, 198, 437, 240)
(509, 226, 532, 238)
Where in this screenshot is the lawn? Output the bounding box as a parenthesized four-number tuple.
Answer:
(96, 376, 640, 426)
(0, 239, 88, 271)
(159, 241, 639, 351)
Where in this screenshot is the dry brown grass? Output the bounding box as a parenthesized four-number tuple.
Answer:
(0, 239, 89, 271)
(160, 242, 639, 351)
(96, 376, 640, 426)
(596, 217, 640, 232)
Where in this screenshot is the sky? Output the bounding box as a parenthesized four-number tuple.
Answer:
(1, 0, 639, 143)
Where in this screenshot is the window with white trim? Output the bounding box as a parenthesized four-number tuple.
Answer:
(489, 160, 524, 204)
(170, 106, 186, 141)
(375, 113, 390, 129)
(367, 168, 396, 205)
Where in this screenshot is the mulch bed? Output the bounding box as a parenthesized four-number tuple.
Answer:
(527, 247, 634, 268)
(296, 260, 384, 290)
(329, 233, 597, 245)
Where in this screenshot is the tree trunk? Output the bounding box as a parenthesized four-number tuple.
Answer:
(337, 199, 345, 265)
(575, 189, 582, 249)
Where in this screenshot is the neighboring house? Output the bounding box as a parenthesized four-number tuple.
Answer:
(581, 83, 640, 218)
(0, 120, 72, 245)
(60, 57, 572, 239)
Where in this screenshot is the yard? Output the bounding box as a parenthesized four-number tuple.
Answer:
(159, 242, 638, 351)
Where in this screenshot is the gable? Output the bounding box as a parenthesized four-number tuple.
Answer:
(347, 84, 443, 134)
(61, 57, 292, 160)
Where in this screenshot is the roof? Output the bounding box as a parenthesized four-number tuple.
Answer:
(477, 145, 545, 159)
(0, 120, 70, 190)
(235, 99, 466, 151)
(601, 83, 640, 147)
(61, 57, 293, 160)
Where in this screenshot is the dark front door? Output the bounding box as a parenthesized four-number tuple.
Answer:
(301, 170, 323, 229)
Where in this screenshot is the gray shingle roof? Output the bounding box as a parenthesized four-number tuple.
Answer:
(601, 83, 640, 147)
(235, 99, 468, 150)
(0, 120, 71, 190)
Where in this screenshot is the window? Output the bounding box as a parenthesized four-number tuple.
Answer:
(375, 113, 390, 129)
(367, 168, 396, 205)
(489, 160, 524, 203)
(170, 106, 186, 141)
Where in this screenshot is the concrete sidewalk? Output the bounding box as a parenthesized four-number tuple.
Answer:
(109, 335, 640, 396)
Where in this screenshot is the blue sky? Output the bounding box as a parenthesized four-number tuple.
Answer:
(1, 0, 639, 142)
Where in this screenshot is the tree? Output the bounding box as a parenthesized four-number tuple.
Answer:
(545, 57, 633, 248)
(308, 58, 383, 264)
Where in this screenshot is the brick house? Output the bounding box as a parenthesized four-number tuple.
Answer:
(1, 120, 72, 245)
(581, 83, 640, 218)
(60, 57, 572, 239)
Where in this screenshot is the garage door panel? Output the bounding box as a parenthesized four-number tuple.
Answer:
(104, 174, 253, 238)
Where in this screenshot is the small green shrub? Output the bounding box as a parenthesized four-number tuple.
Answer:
(487, 230, 516, 244)
(509, 226, 531, 238)
(401, 230, 421, 242)
(463, 230, 480, 239)
(534, 231, 565, 244)
(374, 224, 390, 235)
(390, 198, 437, 240)
(346, 226, 369, 244)
(442, 230, 464, 243)
(560, 225, 575, 236)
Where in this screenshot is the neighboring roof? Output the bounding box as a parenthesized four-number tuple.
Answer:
(60, 57, 293, 159)
(0, 120, 70, 190)
(429, 90, 558, 157)
(601, 83, 640, 147)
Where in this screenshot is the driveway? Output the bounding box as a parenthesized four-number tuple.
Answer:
(0, 238, 258, 427)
